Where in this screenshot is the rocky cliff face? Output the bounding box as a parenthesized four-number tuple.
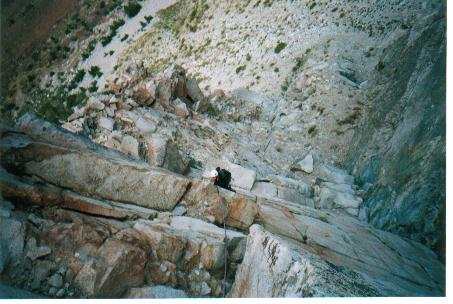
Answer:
(0, 0, 446, 299)
(345, 7, 446, 257)
(0, 114, 445, 297)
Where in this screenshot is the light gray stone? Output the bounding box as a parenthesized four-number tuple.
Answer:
(256, 198, 445, 296)
(251, 182, 277, 198)
(98, 117, 114, 131)
(120, 135, 139, 157)
(125, 285, 188, 298)
(174, 100, 190, 118)
(230, 224, 380, 297)
(293, 154, 314, 173)
(135, 117, 156, 134)
(223, 161, 256, 191)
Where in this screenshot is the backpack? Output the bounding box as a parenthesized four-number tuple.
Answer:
(214, 169, 232, 190)
(219, 169, 232, 186)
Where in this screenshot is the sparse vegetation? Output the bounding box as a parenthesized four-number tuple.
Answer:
(88, 80, 98, 92)
(121, 34, 129, 42)
(82, 40, 97, 60)
(25, 86, 88, 124)
(68, 69, 86, 90)
(236, 65, 246, 74)
(101, 19, 125, 46)
(308, 125, 318, 136)
(274, 41, 287, 54)
(156, 0, 208, 35)
(89, 66, 103, 78)
(144, 15, 153, 23)
(292, 55, 308, 72)
(124, 1, 142, 18)
(337, 108, 361, 125)
(281, 78, 290, 92)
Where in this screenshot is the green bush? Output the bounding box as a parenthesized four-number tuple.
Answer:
(26, 87, 88, 124)
(236, 65, 246, 74)
(274, 41, 287, 54)
(88, 80, 98, 92)
(124, 1, 142, 18)
(89, 66, 103, 78)
(120, 34, 129, 42)
(68, 69, 86, 90)
(73, 69, 86, 83)
(101, 19, 125, 46)
(82, 40, 97, 60)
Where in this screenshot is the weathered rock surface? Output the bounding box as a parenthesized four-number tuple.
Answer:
(345, 11, 446, 256)
(0, 112, 445, 299)
(0, 283, 44, 299)
(183, 180, 257, 230)
(0, 168, 157, 220)
(222, 161, 256, 191)
(256, 198, 445, 296)
(74, 239, 146, 297)
(144, 134, 188, 174)
(125, 285, 187, 298)
(0, 213, 25, 273)
(133, 215, 246, 296)
(292, 154, 314, 174)
(0, 114, 191, 211)
(229, 224, 380, 297)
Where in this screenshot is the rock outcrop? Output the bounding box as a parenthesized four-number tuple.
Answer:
(0, 113, 445, 298)
(345, 9, 446, 257)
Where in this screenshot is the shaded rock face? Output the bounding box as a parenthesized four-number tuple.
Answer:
(344, 9, 446, 257)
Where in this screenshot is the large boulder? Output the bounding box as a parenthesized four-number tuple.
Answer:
(0, 167, 157, 220)
(0, 114, 191, 211)
(292, 154, 314, 174)
(251, 182, 277, 199)
(133, 215, 245, 296)
(0, 214, 25, 273)
(186, 77, 205, 104)
(132, 80, 156, 106)
(183, 180, 258, 230)
(256, 198, 445, 296)
(74, 239, 146, 297)
(144, 134, 188, 174)
(222, 161, 256, 191)
(229, 224, 380, 297)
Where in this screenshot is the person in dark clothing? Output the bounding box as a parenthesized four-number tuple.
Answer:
(211, 167, 235, 192)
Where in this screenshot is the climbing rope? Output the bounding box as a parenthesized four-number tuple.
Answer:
(215, 187, 228, 298)
(222, 203, 227, 298)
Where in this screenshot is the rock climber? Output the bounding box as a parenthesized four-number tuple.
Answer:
(208, 167, 235, 192)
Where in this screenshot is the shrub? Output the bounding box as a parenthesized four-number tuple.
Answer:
(88, 80, 98, 92)
(27, 86, 88, 124)
(73, 69, 86, 83)
(89, 66, 103, 78)
(274, 41, 287, 54)
(308, 125, 318, 136)
(101, 19, 125, 46)
(124, 1, 142, 18)
(120, 34, 129, 41)
(236, 65, 246, 74)
(68, 69, 86, 89)
(144, 15, 153, 23)
(82, 40, 97, 60)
